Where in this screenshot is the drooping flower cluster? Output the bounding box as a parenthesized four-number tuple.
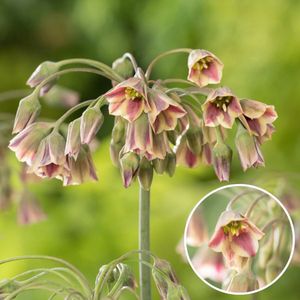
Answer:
(9, 49, 277, 188)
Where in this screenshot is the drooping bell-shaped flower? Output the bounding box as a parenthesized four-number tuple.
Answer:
(208, 210, 264, 267)
(235, 123, 265, 171)
(175, 135, 200, 168)
(240, 99, 277, 140)
(80, 106, 104, 145)
(212, 141, 232, 182)
(105, 77, 149, 122)
(124, 113, 171, 160)
(138, 157, 153, 191)
(29, 131, 66, 178)
(120, 151, 140, 188)
(12, 93, 41, 134)
(9, 122, 53, 166)
(148, 88, 186, 133)
(64, 145, 98, 186)
(202, 87, 243, 128)
(188, 49, 223, 87)
(65, 118, 81, 160)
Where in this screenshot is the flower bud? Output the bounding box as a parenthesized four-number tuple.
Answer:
(109, 140, 123, 167)
(64, 145, 98, 185)
(212, 141, 232, 181)
(227, 270, 259, 292)
(27, 61, 59, 88)
(13, 93, 41, 134)
(153, 158, 167, 174)
(235, 122, 264, 171)
(138, 157, 153, 191)
(65, 118, 81, 160)
(112, 55, 134, 80)
(186, 129, 203, 155)
(165, 152, 176, 177)
(80, 106, 104, 144)
(112, 117, 126, 144)
(120, 152, 140, 188)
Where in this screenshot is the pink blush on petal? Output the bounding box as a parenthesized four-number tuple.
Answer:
(232, 232, 256, 256)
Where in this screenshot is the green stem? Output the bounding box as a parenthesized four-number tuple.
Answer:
(53, 99, 94, 131)
(145, 48, 192, 79)
(35, 68, 117, 97)
(123, 53, 139, 72)
(226, 190, 260, 211)
(245, 194, 268, 217)
(139, 185, 151, 300)
(56, 58, 124, 82)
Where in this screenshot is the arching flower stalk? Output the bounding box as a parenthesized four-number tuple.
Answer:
(6, 49, 278, 299)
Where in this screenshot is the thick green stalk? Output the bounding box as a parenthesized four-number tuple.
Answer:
(139, 185, 151, 300)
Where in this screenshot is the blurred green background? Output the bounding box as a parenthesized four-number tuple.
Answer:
(0, 0, 300, 299)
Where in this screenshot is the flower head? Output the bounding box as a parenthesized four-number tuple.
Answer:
(202, 87, 243, 128)
(105, 77, 149, 122)
(9, 123, 53, 166)
(188, 49, 223, 87)
(208, 210, 264, 267)
(64, 146, 98, 186)
(29, 131, 66, 179)
(235, 123, 265, 171)
(240, 99, 277, 141)
(148, 89, 186, 133)
(124, 113, 171, 160)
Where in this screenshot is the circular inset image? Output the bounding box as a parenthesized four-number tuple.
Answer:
(184, 184, 295, 295)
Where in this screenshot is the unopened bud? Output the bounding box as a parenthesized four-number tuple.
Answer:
(153, 158, 167, 174)
(27, 61, 59, 88)
(165, 152, 176, 177)
(112, 117, 126, 144)
(65, 118, 81, 160)
(109, 141, 123, 167)
(80, 106, 104, 144)
(120, 152, 140, 188)
(112, 55, 134, 79)
(138, 157, 153, 191)
(227, 270, 259, 292)
(212, 141, 232, 182)
(13, 93, 41, 134)
(186, 129, 203, 155)
(235, 122, 264, 171)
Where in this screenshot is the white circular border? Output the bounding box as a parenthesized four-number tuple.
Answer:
(184, 183, 296, 296)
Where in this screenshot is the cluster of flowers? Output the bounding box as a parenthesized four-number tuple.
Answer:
(9, 49, 277, 189)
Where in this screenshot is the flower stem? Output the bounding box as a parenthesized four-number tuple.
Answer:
(145, 48, 192, 79)
(139, 184, 151, 300)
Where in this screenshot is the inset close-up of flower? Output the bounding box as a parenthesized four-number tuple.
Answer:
(184, 185, 294, 295)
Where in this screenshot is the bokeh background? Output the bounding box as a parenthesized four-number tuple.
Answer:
(0, 0, 300, 299)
